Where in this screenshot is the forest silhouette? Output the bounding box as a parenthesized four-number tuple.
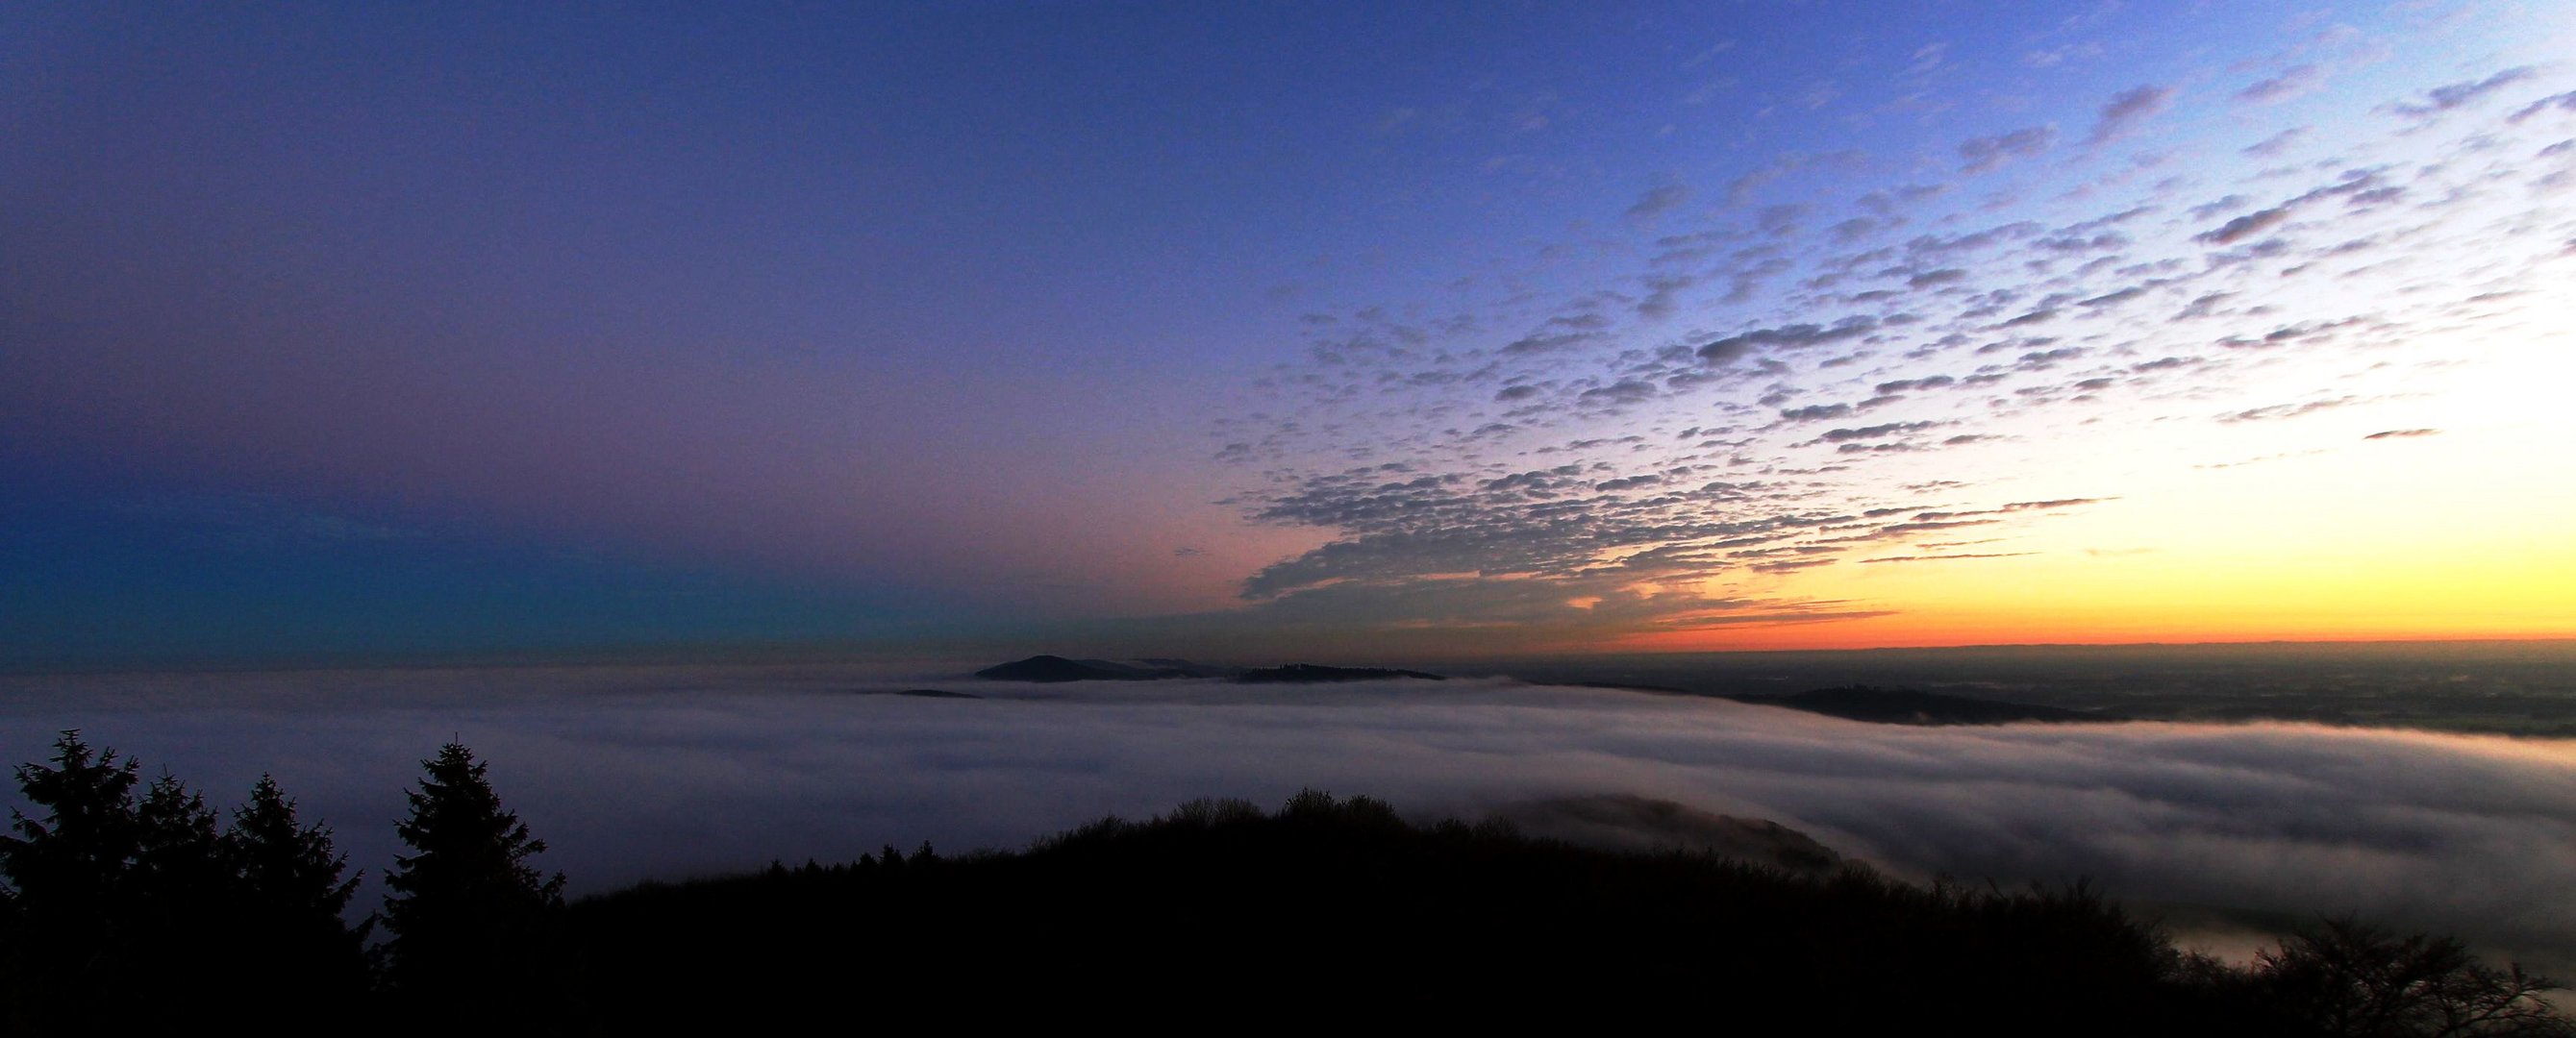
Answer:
(2, 730, 2568, 1034)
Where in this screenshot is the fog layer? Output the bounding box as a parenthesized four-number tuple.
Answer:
(6, 665, 2571, 966)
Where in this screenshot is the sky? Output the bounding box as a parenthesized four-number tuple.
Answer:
(8, 1, 2576, 666)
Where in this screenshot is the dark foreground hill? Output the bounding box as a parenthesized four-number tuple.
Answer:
(566, 792, 2566, 1034)
(13, 735, 2563, 1036)
(1486, 793, 1844, 871)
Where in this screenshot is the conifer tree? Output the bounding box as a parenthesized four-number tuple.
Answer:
(3, 735, 375, 1027)
(1, 730, 141, 915)
(380, 742, 568, 1028)
(0, 731, 144, 1025)
(226, 775, 370, 1006)
(129, 771, 237, 1015)
(229, 775, 362, 919)
(135, 772, 228, 911)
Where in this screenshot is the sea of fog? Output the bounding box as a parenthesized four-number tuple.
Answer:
(6, 662, 2575, 971)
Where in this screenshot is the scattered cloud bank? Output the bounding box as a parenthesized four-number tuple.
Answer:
(1215, 46, 2576, 644)
(9, 668, 2574, 969)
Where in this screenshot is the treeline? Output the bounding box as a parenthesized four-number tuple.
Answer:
(5, 732, 2571, 1035)
(0, 732, 563, 1032)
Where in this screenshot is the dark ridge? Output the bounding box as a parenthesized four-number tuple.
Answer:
(564, 791, 2460, 1033)
(1132, 657, 1246, 677)
(1486, 794, 1843, 875)
(1233, 663, 1446, 683)
(972, 656, 1442, 684)
(1734, 684, 2107, 726)
(888, 688, 979, 699)
(972, 655, 1242, 682)
(1566, 680, 1696, 695)
(1104, 657, 1245, 679)
(972, 655, 1176, 682)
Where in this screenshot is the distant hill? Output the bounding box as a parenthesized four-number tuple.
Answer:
(972, 656, 1440, 683)
(1233, 663, 1446, 683)
(972, 655, 1238, 682)
(1733, 685, 2102, 726)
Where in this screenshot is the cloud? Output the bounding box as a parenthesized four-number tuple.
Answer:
(1218, 457, 1903, 632)
(2189, 195, 2250, 220)
(13, 671, 2575, 968)
(1637, 274, 1698, 319)
(1577, 379, 1657, 406)
(2363, 428, 2439, 440)
(1627, 183, 1694, 219)
(2023, 42, 2103, 69)
(1959, 126, 2058, 174)
(2512, 91, 2576, 124)
(1696, 317, 1881, 364)
(1819, 421, 1942, 442)
(2086, 85, 2175, 145)
(2194, 206, 2292, 245)
(2384, 66, 2538, 118)
(1858, 184, 1947, 214)
(2243, 127, 2309, 158)
(1875, 375, 1956, 394)
(1217, 35, 2576, 664)
(1500, 330, 1602, 356)
(1723, 151, 1869, 207)
(2078, 285, 2147, 309)
(2238, 65, 2323, 106)
(1857, 552, 2033, 563)
(2220, 396, 2357, 423)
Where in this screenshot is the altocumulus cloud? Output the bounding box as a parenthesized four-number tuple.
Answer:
(8, 667, 2575, 969)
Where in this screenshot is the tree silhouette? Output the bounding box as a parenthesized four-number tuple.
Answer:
(0, 731, 144, 1026)
(1, 730, 141, 908)
(2254, 917, 2572, 1036)
(129, 771, 236, 1014)
(230, 775, 363, 919)
(227, 775, 370, 1007)
(380, 742, 568, 1029)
